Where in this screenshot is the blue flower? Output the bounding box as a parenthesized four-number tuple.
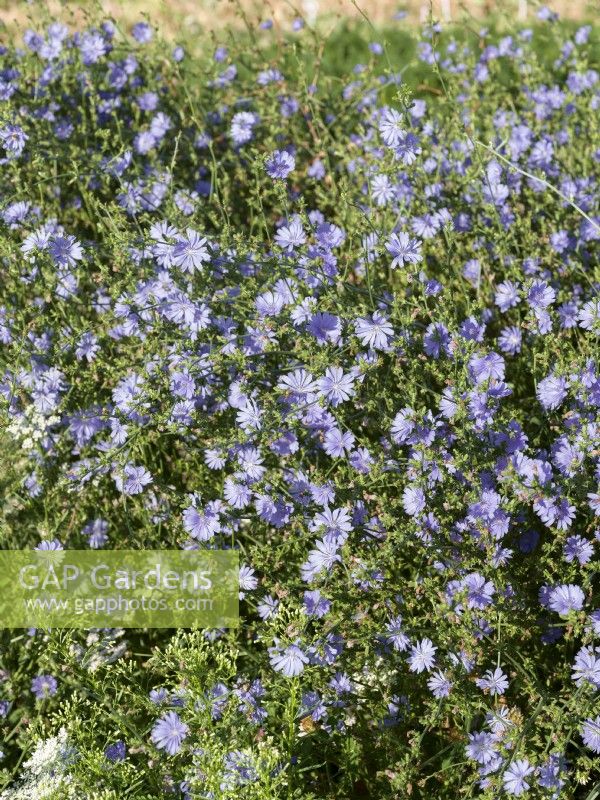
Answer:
(571, 646, 600, 688)
(31, 674, 57, 699)
(385, 232, 422, 269)
(131, 22, 153, 43)
(265, 149, 295, 180)
(548, 584, 585, 616)
(230, 112, 259, 145)
(274, 218, 306, 250)
(385, 615, 410, 652)
(408, 638, 437, 673)
(475, 667, 509, 696)
(578, 299, 600, 332)
(318, 367, 355, 407)
(79, 31, 108, 64)
(354, 311, 393, 350)
(172, 229, 210, 273)
(378, 107, 405, 147)
(582, 716, 600, 754)
(402, 486, 425, 516)
(323, 427, 355, 458)
(427, 671, 452, 698)
(0, 124, 27, 157)
(105, 740, 126, 762)
(503, 759, 534, 796)
(465, 731, 497, 765)
(116, 464, 153, 495)
(303, 590, 331, 618)
(182, 504, 220, 541)
(257, 595, 279, 620)
(150, 711, 189, 755)
(269, 642, 309, 677)
(537, 373, 567, 411)
(48, 234, 83, 267)
(301, 539, 341, 582)
(563, 535, 593, 564)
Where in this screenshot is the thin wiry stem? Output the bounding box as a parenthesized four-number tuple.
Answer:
(474, 139, 600, 235)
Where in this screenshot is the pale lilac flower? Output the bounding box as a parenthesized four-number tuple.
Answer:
(257, 595, 279, 620)
(464, 573, 495, 609)
(379, 107, 406, 147)
(172, 229, 210, 273)
(275, 218, 306, 250)
(465, 731, 497, 765)
(354, 311, 393, 350)
(239, 564, 258, 598)
(308, 312, 342, 346)
(150, 711, 189, 755)
(582, 716, 600, 754)
(427, 670, 452, 698)
(527, 279, 555, 310)
(230, 111, 258, 145)
(498, 325, 522, 354)
(303, 590, 331, 618)
(269, 643, 309, 677)
(79, 31, 108, 64)
(266, 149, 295, 180)
(408, 638, 437, 673)
(132, 22, 153, 43)
(318, 367, 355, 406)
(563, 535, 593, 565)
(31, 674, 57, 699)
(475, 667, 509, 696)
(277, 368, 319, 395)
(578, 299, 600, 332)
(385, 615, 410, 652)
(503, 759, 534, 796)
(548, 584, 585, 616)
(301, 539, 341, 582)
(312, 507, 352, 544)
(495, 281, 520, 312)
(588, 493, 600, 516)
(183, 505, 220, 541)
(468, 352, 505, 384)
(115, 464, 153, 495)
(0, 124, 27, 156)
(386, 232, 422, 268)
(323, 428, 355, 457)
(402, 486, 425, 516)
(571, 646, 600, 688)
(48, 234, 83, 267)
(537, 373, 567, 411)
